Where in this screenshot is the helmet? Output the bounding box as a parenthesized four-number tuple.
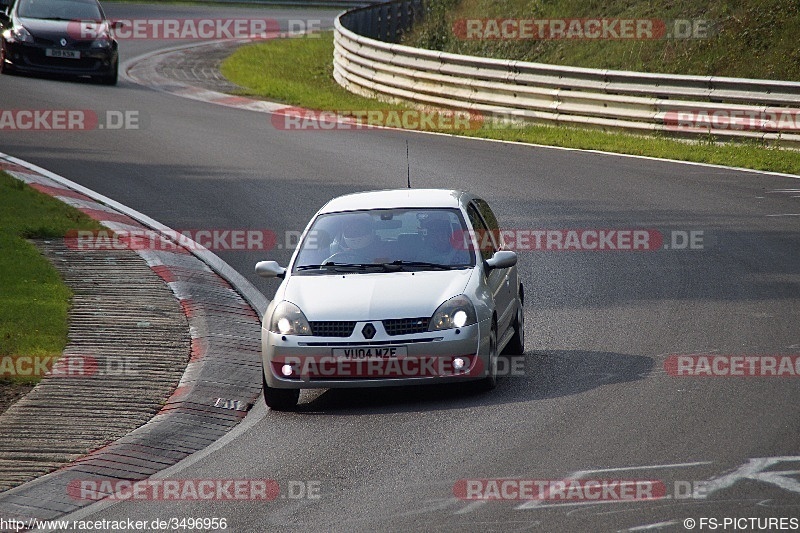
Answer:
(423, 218, 454, 253)
(342, 215, 374, 250)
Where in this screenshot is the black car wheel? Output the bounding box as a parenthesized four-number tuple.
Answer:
(262, 371, 299, 411)
(503, 285, 525, 355)
(479, 321, 498, 391)
(0, 45, 15, 75)
(97, 60, 117, 85)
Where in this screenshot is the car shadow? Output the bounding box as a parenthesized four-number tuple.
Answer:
(291, 349, 653, 415)
(3, 69, 111, 85)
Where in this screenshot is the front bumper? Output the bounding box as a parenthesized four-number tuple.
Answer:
(262, 321, 489, 389)
(3, 40, 116, 76)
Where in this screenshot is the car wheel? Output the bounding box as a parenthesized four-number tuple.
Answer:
(98, 61, 118, 85)
(262, 372, 299, 410)
(504, 286, 525, 355)
(479, 321, 498, 391)
(0, 46, 15, 75)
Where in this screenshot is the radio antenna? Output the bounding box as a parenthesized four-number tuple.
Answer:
(406, 140, 411, 189)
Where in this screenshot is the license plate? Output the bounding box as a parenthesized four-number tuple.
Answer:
(46, 49, 80, 59)
(332, 346, 407, 359)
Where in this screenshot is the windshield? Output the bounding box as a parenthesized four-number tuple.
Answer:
(17, 0, 102, 21)
(292, 208, 475, 273)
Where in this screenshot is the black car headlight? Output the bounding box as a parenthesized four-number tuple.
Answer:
(91, 36, 112, 48)
(429, 295, 477, 331)
(7, 26, 34, 43)
(269, 301, 311, 336)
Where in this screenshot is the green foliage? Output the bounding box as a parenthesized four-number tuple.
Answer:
(403, 0, 800, 80)
(0, 172, 102, 383)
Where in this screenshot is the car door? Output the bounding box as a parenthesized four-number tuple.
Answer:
(466, 201, 514, 336)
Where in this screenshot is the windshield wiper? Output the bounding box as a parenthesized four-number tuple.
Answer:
(297, 261, 468, 273)
(331, 263, 389, 272)
(296, 262, 387, 273)
(383, 260, 465, 271)
(296, 262, 336, 271)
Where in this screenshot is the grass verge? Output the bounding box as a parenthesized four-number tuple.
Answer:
(0, 171, 103, 387)
(221, 32, 800, 176)
(404, 0, 800, 81)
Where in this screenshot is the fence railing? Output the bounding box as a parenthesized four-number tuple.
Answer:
(334, 0, 800, 146)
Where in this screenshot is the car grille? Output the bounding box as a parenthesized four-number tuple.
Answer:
(382, 317, 430, 336)
(309, 321, 356, 337)
(33, 36, 56, 46)
(32, 36, 94, 49)
(299, 338, 441, 347)
(23, 51, 101, 70)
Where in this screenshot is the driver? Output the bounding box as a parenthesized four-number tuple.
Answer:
(331, 214, 389, 263)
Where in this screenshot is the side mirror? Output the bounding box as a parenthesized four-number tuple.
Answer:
(485, 250, 517, 270)
(110, 20, 125, 30)
(255, 260, 286, 279)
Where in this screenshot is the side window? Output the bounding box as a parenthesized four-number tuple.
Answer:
(467, 204, 496, 261)
(473, 198, 504, 250)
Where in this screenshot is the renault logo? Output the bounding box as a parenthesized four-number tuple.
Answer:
(60, 38, 67, 46)
(361, 323, 376, 340)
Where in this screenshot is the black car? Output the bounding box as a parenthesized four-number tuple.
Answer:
(0, 0, 121, 84)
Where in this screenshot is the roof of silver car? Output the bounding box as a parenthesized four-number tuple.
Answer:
(319, 189, 468, 213)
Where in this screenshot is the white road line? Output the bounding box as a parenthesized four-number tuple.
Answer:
(516, 461, 713, 510)
(570, 461, 714, 477)
(454, 500, 488, 514)
(623, 520, 679, 531)
(519, 499, 646, 510)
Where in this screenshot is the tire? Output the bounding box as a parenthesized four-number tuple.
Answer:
(503, 286, 525, 355)
(98, 61, 117, 85)
(262, 372, 299, 411)
(479, 321, 498, 391)
(0, 46, 15, 75)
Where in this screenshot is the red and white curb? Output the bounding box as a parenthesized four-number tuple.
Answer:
(0, 154, 267, 523)
(124, 39, 287, 114)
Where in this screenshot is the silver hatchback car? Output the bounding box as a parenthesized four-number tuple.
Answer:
(255, 189, 524, 410)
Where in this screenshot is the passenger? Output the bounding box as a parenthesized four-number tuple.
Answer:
(419, 218, 468, 265)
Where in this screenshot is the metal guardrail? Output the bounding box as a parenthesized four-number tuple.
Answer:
(338, 0, 422, 42)
(334, 0, 800, 146)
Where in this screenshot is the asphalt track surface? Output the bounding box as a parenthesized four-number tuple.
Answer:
(2, 4, 799, 532)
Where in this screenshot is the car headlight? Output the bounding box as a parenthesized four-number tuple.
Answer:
(429, 295, 477, 331)
(269, 301, 311, 336)
(9, 26, 34, 43)
(91, 36, 112, 48)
